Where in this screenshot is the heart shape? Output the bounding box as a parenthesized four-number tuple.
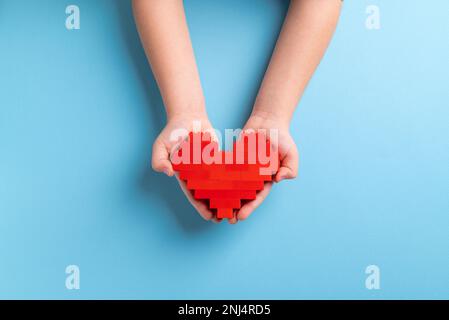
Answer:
(171, 131, 278, 219)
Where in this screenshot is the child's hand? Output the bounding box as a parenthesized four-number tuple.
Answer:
(134, 0, 340, 224)
(228, 0, 341, 223)
(243, 113, 299, 183)
(151, 112, 220, 222)
(233, 111, 299, 223)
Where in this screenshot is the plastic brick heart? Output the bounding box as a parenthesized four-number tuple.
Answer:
(171, 132, 278, 219)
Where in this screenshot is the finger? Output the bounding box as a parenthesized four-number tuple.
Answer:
(275, 146, 299, 182)
(211, 216, 223, 224)
(151, 139, 174, 176)
(202, 128, 220, 143)
(228, 214, 238, 224)
(237, 182, 272, 221)
(175, 176, 214, 221)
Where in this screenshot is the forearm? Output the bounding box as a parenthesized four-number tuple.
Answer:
(252, 0, 342, 125)
(132, 0, 206, 119)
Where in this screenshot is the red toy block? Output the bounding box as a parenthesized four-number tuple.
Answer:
(210, 167, 272, 181)
(210, 170, 240, 180)
(194, 190, 256, 200)
(217, 208, 233, 219)
(239, 171, 272, 181)
(187, 180, 264, 191)
(179, 171, 210, 180)
(171, 131, 280, 220)
(187, 180, 235, 190)
(209, 198, 241, 209)
(232, 180, 265, 190)
(224, 163, 250, 171)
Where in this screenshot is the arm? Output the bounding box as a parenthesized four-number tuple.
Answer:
(133, 0, 216, 221)
(132, 0, 206, 120)
(252, 0, 342, 125)
(237, 0, 342, 221)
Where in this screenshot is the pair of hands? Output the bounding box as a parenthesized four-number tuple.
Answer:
(133, 0, 341, 222)
(151, 111, 299, 224)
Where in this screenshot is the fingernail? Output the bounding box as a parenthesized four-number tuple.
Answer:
(163, 169, 170, 176)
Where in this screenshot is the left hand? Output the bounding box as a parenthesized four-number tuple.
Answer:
(231, 111, 299, 223)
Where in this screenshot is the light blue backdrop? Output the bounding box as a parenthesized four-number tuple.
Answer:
(0, 0, 448, 299)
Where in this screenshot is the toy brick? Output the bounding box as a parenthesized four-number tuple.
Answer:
(208, 170, 271, 182)
(187, 180, 234, 190)
(239, 172, 272, 181)
(223, 164, 249, 172)
(232, 180, 265, 190)
(210, 170, 239, 180)
(234, 190, 257, 200)
(169, 130, 281, 219)
(217, 208, 233, 219)
(194, 190, 256, 200)
(205, 163, 225, 172)
(208, 171, 229, 180)
(187, 180, 264, 191)
(179, 171, 210, 180)
(210, 198, 241, 209)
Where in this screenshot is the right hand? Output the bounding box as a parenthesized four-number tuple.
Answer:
(151, 112, 221, 222)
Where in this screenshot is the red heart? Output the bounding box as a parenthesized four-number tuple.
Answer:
(171, 131, 278, 219)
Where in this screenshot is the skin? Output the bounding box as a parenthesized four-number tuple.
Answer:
(132, 0, 342, 223)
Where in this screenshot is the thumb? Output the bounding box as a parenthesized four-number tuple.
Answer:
(151, 139, 174, 176)
(275, 146, 299, 182)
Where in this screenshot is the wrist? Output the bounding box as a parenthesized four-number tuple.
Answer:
(166, 99, 208, 122)
(249, 109, 291, 130)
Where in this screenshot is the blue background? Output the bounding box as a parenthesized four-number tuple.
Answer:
(0, 0, 448, 299)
